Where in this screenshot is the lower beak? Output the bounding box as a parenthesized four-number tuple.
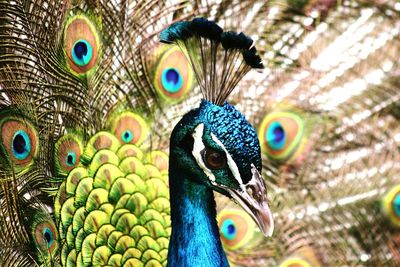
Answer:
(216, 164, 274, 237)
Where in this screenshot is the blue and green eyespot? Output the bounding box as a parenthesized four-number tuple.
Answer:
(161, 68, 183, 93)
(221, 218, 237, 240)
(72, 39, 93, 66)
(12, 130, 31, 160)
(266, 121, 286, 150)
(108, 112, 149, 146)
(258, 111, 305, 162)
(217, 209, 256, 251)
(393, 194, 400, 217)
(31, 214, 59, 262)
(153, 46, 194, 103)
(121, 130, 134, 143)
(43, 227, 55, 247)
(0, 117, 38, 167)
(63, 15, 100, 75)
(66, 151, 77, 167)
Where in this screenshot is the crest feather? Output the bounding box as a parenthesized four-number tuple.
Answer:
(160, 17, 264, 106)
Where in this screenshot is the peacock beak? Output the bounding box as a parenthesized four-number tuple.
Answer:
(215, 164, 274, 237)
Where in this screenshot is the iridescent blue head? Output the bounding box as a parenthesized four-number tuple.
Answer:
(170, 99, 273, 237)
(195, 100, 262, 184)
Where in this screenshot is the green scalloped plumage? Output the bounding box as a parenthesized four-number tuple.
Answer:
(55, 129, 171, 266)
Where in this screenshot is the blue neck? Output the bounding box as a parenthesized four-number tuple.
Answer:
(167, 158, 229, 267)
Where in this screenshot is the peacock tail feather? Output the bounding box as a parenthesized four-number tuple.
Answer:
(1, 0, 400, 266)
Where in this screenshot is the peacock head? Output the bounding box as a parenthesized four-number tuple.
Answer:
(170, 99, 274, 237)
(162, 17, 274, 238)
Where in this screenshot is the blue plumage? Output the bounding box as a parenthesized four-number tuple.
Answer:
(200, 100, 262, 181)
(168, 168, 230, 267)
(168, 99, 270, 266)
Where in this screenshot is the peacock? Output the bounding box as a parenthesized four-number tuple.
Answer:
(1, 0, 400, 266)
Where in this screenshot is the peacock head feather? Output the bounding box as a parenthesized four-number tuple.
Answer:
(161, 18, 274, 237)
(169, 99, 273, 236)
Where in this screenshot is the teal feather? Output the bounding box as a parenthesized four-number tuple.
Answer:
(159, 21, 194, 43)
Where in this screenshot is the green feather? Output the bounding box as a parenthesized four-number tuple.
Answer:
(55, 129, 171, 265)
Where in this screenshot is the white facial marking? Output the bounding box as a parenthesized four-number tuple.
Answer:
(192, 124, 216, 182)
(210, 133, 244, 188)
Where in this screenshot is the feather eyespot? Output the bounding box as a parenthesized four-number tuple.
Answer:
(153, 46, 195, 102)
(217, 209, 256, 250)
(42, 227, 55, 247)
(33, 222, 59, 256)
(121, 130, 134, 143)
(71, 39, 93, 67)
(259, 111, 305, 162)
(0, 117, 38, 167)
(221, 218, 237, 240)
(66, 152, 77, 166)
(266, 121, 286, 150)
(202, 148, 227, 170)
(64, 15, 100, 75)
(54, 133, 83, 176)
(109, 112, 149, 146)
(30, 211, 59, 261)
(162, 68, 183, 93)
(12, 130, 31, 160)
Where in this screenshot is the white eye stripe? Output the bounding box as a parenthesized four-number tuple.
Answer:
(210, 133, 244, 187)
(192, 124, 246, 187)
(192, 124, 216, 182)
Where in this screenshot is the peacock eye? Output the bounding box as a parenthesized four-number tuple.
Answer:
(153, 46, 195, 103)
(54, 133, 83, 176)
(258, 111, 304, 162)
(108, 112, 149, 146)
(66, 151, 77, 166)
(221, 219, 237, 240)
(1, 117, 38, 167)
(71, 39, 93, 67)
(63, 15, 100, 75)
(382, 185, 400, 227)
(203, 148, 227, 170)
(266, 121, 286, 150)
(162, 68, 183, 93)
(121, 130, 134, 143)
(12, 130, 31, 160)
(217, 209, 256, 251)
(43, 227, 54, 247)
(32, 220, 58, 256)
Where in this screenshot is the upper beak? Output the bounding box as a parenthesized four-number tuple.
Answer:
(215, 164, 274, 237)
